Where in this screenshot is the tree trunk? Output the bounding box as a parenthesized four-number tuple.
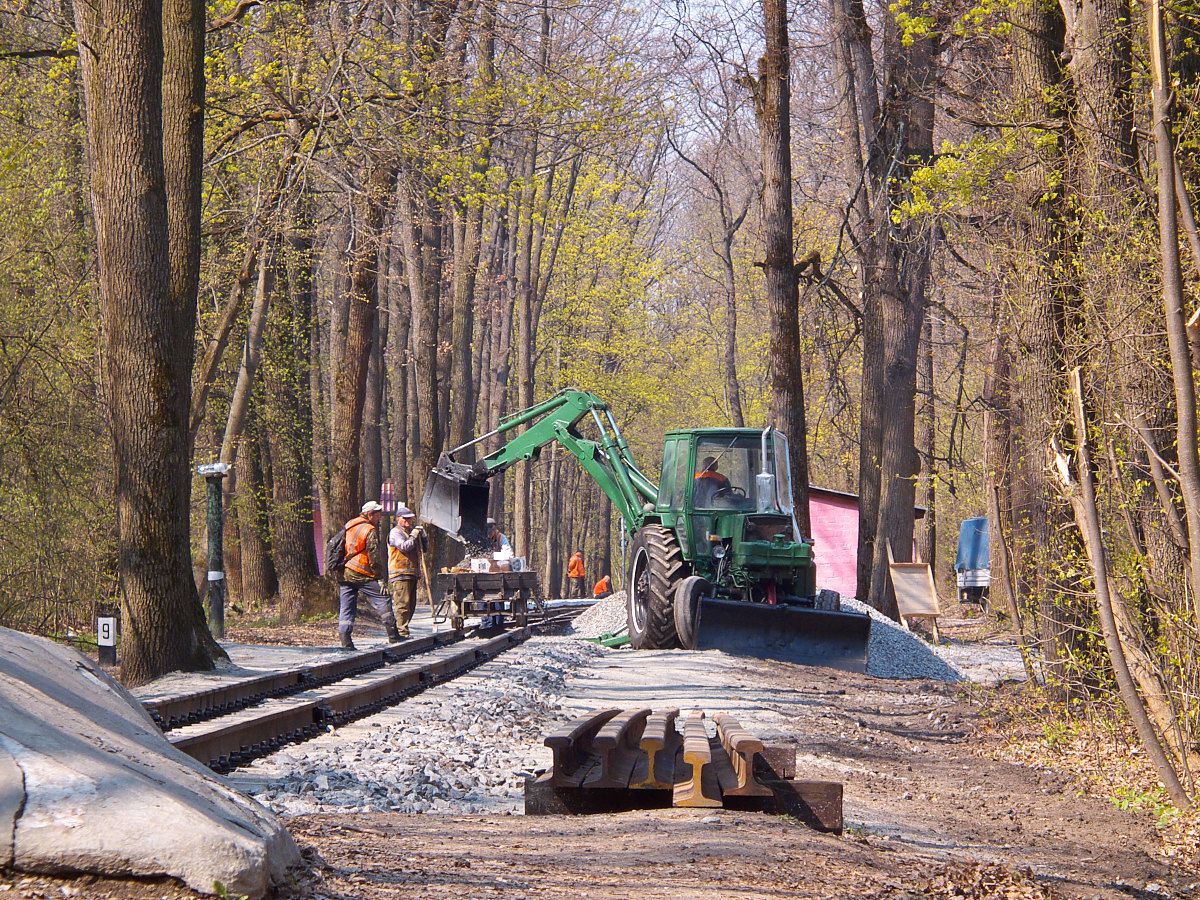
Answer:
(238, 421, 277, 605)
(329, 167, 392, 529)
(754, 0, 811, 536)
(1060, 368, 1191, 809)
(386, 230, 412, 502)
(916, 311, 936, 567)
(361, 305, 384, 501)
(266, 198, 322, 621)
(74, 0, 212, 684)
(513, 142, 538, 559)
(1150, 0, 1200, 624)
(398, 173, 442, 506)
(720, 229, 746, 428)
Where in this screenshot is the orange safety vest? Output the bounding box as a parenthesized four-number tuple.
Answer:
(388, 526, 419, 579)
(695, 469, 729, 486)
(344, 516, 376, 578)
(567, 554, 585, 579)
(593, 575, 611, 597)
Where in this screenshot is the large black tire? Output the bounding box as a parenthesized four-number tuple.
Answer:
(673, 575, 711, 650)
(626, 525, 685, 649)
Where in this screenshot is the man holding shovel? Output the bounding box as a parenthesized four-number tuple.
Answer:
(387, 505, 427, 639)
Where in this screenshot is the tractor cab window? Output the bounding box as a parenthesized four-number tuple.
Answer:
(693, 437, 773, 511)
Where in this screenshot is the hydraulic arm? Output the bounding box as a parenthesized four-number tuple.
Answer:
(422, 389, 658, 544)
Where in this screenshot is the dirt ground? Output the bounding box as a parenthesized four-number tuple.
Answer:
(6, 615, 1196, 899)
(276, 637, 1195, 899)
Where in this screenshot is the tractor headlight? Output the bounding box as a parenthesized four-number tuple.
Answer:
(711, 543, 726, 559)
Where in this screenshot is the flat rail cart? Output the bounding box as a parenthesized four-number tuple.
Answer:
(432, 571, 542, 630)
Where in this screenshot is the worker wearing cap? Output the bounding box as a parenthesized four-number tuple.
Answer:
(487, 518, 511, 554)
(339, 500, 402, 650)
(567, 550, 586, 598)
(388, 504, 426, 639)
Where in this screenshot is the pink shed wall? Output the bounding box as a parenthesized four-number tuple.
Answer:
(808, 490, 860, 599)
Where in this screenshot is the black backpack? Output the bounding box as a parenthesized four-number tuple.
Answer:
(324, 527, 347, 581)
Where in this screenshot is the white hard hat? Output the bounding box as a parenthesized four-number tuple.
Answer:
(361, 500, 384, 514)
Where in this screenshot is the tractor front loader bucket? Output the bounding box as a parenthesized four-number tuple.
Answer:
(420, 461, 490, 546)
(694, 598, 871, 673)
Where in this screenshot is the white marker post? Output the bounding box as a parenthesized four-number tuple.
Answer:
(97, 610, 117, 666)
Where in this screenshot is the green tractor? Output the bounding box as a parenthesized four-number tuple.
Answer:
(420, 388, 871, 672)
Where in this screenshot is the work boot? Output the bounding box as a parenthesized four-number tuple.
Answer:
(339, 631, 356, 651)
(386, 625, 403, 644)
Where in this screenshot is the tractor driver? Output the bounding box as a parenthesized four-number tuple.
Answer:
(693, 455, 731, 507)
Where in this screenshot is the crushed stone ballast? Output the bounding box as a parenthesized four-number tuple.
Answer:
(235, 637, 605, 815)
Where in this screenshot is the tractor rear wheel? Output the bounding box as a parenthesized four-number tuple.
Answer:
(626, 525, 685, 649)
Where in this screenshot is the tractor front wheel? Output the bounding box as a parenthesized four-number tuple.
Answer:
(626, 525, 685, 649)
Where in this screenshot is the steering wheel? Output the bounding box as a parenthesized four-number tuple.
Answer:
(713, 485, 746, 499)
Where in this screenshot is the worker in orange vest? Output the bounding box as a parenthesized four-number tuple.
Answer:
(387, 504, 426, 639)
(593, 574, 612, 599)
(567, 550, 586, 598)
(693, 455, 731, 507)
(338, 501, 401, 650)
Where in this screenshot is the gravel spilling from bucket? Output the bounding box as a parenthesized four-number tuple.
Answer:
(234, 637, 604, 815)
(841, 597, 964, 682)
(567, 593, 627, 638)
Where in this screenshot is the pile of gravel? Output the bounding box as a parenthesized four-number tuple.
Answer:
(237, 637, 604, 815)
(841, 596, 964, 682)
(567, 592, 627, 638)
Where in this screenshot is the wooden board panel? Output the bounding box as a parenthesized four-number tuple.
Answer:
(889, 561, 941, 618)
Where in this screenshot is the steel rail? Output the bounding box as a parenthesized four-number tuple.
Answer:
(142, 631, 465, 730)
(170, 628, 530, 772)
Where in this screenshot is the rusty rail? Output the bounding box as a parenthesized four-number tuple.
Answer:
(170, 628, 529, 772)
(631, 708, 679, 789)
(672, 711, 722, 808)
(142, 631, 464, 730)
(584, 708, 651, 789)
(544, 709, 621, 786)
(526, 706, 843, 832)
(712, 713, 772, 798)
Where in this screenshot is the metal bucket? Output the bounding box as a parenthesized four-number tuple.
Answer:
(693, 597, 871, 673)
(419, 466, 490, 546)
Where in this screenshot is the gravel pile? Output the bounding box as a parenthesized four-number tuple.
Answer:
(841, 597, 965, 682)
(237, 637, 604, 815)
(567, 593, 627, 638)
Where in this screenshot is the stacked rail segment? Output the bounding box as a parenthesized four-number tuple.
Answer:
(526, 707, 842, 832)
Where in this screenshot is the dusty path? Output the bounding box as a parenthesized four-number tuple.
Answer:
(281, 642, 1193, 898)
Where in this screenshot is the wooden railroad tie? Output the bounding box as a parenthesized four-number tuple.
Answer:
(525, 707, 842, 833)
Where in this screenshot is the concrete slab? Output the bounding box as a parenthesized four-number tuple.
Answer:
(0, 626, 299, 897)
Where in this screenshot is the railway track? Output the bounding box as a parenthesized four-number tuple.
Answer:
(151, 627, 532, 773)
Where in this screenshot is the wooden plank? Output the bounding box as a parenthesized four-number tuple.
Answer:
(764, 779, 843, 834)
(756, 744, 797, 780)
(524, 772, 671, 816)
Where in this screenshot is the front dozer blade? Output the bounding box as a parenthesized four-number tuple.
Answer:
(419, 463, 490, 545)
(694, 597, 871, 673)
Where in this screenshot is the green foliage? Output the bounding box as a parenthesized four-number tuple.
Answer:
(1108, 784, 1181, 827)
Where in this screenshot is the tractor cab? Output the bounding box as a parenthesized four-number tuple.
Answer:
(656, 427, 815, 599)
